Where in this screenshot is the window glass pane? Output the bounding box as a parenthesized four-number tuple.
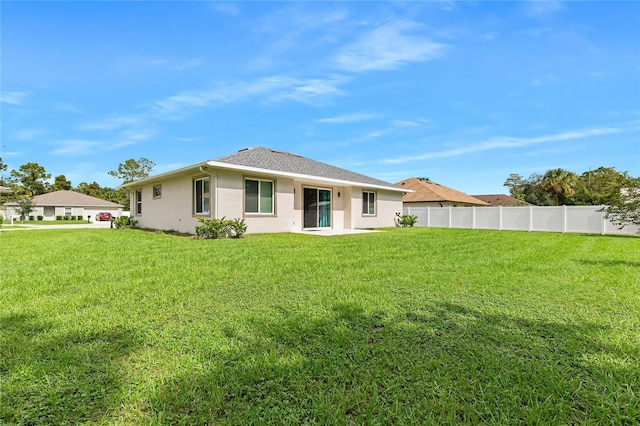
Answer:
(260, 181, 273, 214)
(203, 178, 210, 194)
(195, 180, 203, 213)
(245, 180, 258, 213)
(203, 196, 210, 214)
(362, 192, 369, 214)
(369, 192, 375, 214)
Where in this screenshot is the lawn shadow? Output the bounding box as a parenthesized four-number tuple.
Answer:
(576, 259, 640, 268)
(0, 313, 141, 424)
(147, 301, 639, 424)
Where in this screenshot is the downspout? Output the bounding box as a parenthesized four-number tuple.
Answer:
(214, 173, 218, 219)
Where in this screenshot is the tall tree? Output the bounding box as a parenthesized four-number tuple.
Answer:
(0, 156, 6, 173)
(540, 168, 578, 206)
(601, 178, 640, 233)
(9, 162, 51, 195)
(108, 158, 155, 184)
(52, 175, 72, 191)
(572, 167, 630, 205)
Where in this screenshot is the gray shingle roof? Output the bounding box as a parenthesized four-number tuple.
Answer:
(6, 190, 122, 207)
(213, 147, 400, 189)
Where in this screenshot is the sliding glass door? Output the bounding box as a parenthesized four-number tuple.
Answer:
(303, 187, 331, 228)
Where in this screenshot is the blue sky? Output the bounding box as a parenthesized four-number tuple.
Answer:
(2, 1, 639, 195)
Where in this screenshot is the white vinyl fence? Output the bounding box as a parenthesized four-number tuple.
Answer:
(403, 205, 639, 236)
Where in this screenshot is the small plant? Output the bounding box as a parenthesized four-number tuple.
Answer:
(228, 218, 247, 238)
(37, 215, 43, 221)
(77, 215, 83, 221)
(111, 216, 137, 229)
(395, 212, 418, 227)
(195, 217, 230, 239)
(56, 215, 63, 221)
(63, 215, 71, 221)
(28, 215, 35, 221)
(0, 216, 3, 228)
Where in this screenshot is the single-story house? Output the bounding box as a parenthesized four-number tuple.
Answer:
(472, 194, 530, 206)
(0, 185, 12, 194)
(4, 190, 123, 221)
(396, 177, 489, 207)
(120, 147, 407, 234)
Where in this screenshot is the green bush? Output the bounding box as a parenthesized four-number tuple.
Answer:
(195, 217, 248, 239)
(195, 217, 229, 239)
(228, 218, 247, 238)
(0, 216, 3, 228)
(28, 215, 35, 221)
(396, 213, 418, 227)
(37, 215, 43, 221)
(56, 215, 63, 221)
(77, 215, 83, 221)
(111, 216, 137, 229)
(63, 215, 71, 221)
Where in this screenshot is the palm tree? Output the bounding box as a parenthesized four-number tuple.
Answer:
(541, 168, 578, 206)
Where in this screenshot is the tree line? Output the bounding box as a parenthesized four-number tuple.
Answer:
(0, 157, 155, 209)
(503, 167, 638, 206)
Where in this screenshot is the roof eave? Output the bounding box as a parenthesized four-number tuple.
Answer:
(207, 161, 408, 192)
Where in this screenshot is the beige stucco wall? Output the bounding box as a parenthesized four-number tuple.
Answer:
(351, 188, 404, 229)
(127, 167, 403, 234)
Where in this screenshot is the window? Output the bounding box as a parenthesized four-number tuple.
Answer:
(245, 178, 273, 214)
(65, 207, 72, 217)
(135, 190, 142, 215)
(362, 191, 376, 215)
(194, 177, 210, 215)
(153, 185, 162, 199)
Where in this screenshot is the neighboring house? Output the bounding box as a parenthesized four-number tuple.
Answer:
(0, 185, 11, 194)
(4, 190, 123, 221)
(396, 177, 489, 207)
(120, 147, 406, 234)
(472, 194, 530, 206)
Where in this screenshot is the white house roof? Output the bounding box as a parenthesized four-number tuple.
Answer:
(122, 147, 407, 192)
(5, 190, 122, 207)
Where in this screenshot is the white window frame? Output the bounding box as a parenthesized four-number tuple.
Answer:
(193, 177, 211, 216)
(244, 178, 274, 215)
(362, 191, 376, 216)
(153, 185, 162, 199)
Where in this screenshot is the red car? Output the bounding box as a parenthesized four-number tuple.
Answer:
(97, 212, 112, 221)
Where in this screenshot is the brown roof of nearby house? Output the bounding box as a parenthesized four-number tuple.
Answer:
(0, 185, 12, 193)
(472, 194, 531, 206)
(6, 190, 122, 207)
(396, 178, 489, 206)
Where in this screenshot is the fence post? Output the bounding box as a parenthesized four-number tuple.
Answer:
(448, 206, 453, 228)
(529, 205, 533, 232)
(472, 206, 476, 229)
(600, 205, 606, 235)
(498, 205, 503, 231)
(562, 205, 567, 233)
(427, 206, 431, 228)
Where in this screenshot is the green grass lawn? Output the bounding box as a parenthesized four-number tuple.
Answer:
(1, 228, 638, 425)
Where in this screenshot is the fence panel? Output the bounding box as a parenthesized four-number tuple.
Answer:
(403, 205, 637, 236)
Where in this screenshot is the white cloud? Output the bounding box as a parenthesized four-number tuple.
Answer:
(383, 125, 631, 164)
(151, 75, 348, 118)
(526, 1, 565, 18)
(80, 115, 143, 131)
(51, 139, 101, 156)
(334, 21, 447, 72)
(212, 2, 240, 16)
(12, 129, 47, 141)
(316, 113, 378, 124)
(530, 73, 558, 86)
(0, 91, 31, 106)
